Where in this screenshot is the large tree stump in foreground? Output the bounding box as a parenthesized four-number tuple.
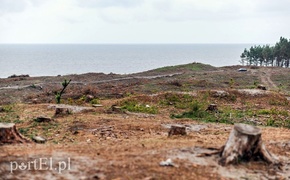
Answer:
(0, 123, 30, 145)
(219, 123, 279, 166)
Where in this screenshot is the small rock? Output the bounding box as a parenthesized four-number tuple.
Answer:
(92, 104, 103, 108)
(32, 136, 46, 144)
(185, 124, 208, 132)
(72, 131, 79, 135)
(159, 159, 176, 167)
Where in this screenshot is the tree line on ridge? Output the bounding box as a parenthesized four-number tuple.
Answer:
(240, 37, 290, 67)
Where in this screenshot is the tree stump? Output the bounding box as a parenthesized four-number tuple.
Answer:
(34, 116, 53, 123)
(257, 84, 267, 90)
(168, 125, 187, 137)
(206, 104, 218, 112)
(0, 123, 30, 145)
(219, 123, 279, 166)
(32, 136, 46, 144)
(55, 107, 71, 116)
(107, 105, 123, 114)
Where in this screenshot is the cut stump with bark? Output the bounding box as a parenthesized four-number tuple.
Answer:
(219, 123, 279, 166)
(34, 116, 53, 123)
(168, 125, 187, 137)
(0, 123, 30, 145)
(55, 107, 71, 116)
(206, 104, 218, 112)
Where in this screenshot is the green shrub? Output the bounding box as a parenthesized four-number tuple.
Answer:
(266, 119, 276, 127)
(257, 108, 288, 116)
(2, 104, 14, 112)
(90, 98, 100, 104)
(171, 100, 208, 119)
(19, 128, 29, 136)
(55, 79, 71, 104)
(159, 93, 196, 109)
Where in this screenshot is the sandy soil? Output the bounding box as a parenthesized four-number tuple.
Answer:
(0, 63, 290, 179)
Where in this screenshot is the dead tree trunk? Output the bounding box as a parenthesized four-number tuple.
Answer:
(219, 123, 279, 166)
(0, 123, 30, 145)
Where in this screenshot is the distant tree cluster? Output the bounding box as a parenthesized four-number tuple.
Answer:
(240, 37, 290, 67)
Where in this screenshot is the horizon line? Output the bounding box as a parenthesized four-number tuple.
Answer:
(0, 42, 272, 45)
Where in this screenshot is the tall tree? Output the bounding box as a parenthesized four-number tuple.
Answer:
(240, 37, 290, 68)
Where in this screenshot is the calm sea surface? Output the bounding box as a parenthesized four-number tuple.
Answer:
(0, 44, 252, 78)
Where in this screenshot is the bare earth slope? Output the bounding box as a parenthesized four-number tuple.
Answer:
(0, 63, 290, 179)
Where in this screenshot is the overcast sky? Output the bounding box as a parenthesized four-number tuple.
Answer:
(0, 0, 289, 44)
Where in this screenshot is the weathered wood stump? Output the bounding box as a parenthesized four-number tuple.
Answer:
(34, 116, 53, 123)
(168, 125, 187, 137)
(107, 105, 123, 114)
(32, 136, 46, 144)
(257, 84, 267, 90)
(55, 107, 71, 116)
(0, 123, 30, 145)
(219, 123, 279, 166)
(206, 104, 218, 112)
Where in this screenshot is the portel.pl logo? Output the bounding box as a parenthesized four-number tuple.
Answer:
(10, 157, 71, 173)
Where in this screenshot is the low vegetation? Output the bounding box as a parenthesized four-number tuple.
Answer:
(0, 63, 290, 179)
(0, 63, 289, 136)
(120, 99, 158, 114)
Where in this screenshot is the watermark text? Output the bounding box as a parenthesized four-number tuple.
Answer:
(10, 157, 71, 173)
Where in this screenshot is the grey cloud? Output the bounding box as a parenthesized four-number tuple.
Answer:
(0, 0, 28, 14)
(149, 1, 243, 22)
(0, 0, 46, 16)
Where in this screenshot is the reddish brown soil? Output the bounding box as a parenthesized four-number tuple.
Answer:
(0, 63, 290, 179)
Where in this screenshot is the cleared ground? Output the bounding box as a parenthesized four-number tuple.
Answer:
(0, 63, 290, 179)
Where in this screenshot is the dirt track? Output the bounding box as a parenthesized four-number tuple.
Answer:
(255, 68, 278, 90)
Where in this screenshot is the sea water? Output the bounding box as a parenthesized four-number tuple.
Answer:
(0, 44, 253, 78)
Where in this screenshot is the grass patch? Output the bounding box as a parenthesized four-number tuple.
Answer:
(171, 100, 234, 124)
(153, 63, 216, 73)
(0, 104, 21, 123)
(90, 98, 100, 104)
(19, 128, 30, 137)
(159, 93, 196, 109)
(257, 108, 288, 116)
(20, 121, 60, 139)
(268, 98, 289, 106)
(120, 99, 158, 114)
(1, 104, 14, 112)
